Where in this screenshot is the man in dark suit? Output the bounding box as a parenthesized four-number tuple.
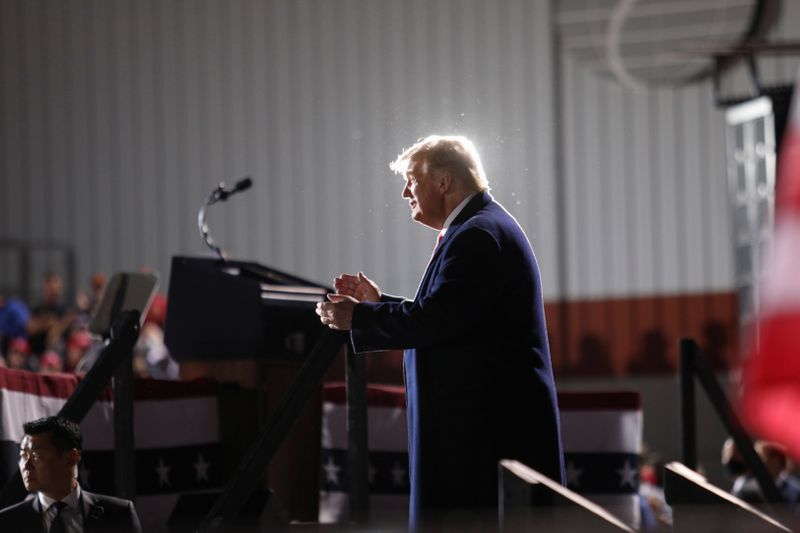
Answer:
(0, 416, 141, 532)
(317, 135, 565, 529)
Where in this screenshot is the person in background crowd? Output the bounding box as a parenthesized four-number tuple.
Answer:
(639, 458, 672, 530)
(756, 440, 800, 509)
(87, 273, 106, 312)
(64, 330, 92, 372)
(27, 273, 72, 356)
(720, 436, 800, 509)
(39, 350, 64, 373)
(73, 272, 106, 330)
(0, 292, 30, 355)
(5, 338, 39, 372)
(133, 319, 179, 380)
(131, 286, 179, 380)
(722, 437, 762, 503)
(62, 272, 110, 375)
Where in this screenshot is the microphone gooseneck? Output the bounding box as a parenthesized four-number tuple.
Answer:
(197, 176, 254, 261)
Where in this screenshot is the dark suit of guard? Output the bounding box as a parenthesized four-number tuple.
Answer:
(0, 490, 142, 533)
(350, 191, 565, 527)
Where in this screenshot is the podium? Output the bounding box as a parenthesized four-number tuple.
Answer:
(164, 256, 328, 361)
(164, 256, 331, 522)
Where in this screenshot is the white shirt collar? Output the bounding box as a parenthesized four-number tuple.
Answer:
(440, 192, 477, 237)
(38, 482, 82, 513)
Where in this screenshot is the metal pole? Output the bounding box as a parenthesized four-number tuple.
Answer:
(686, 338, 784, 503)
(679, 338, 697, 470)
(346, 344, 369, 524)
(114, 350, 136, 500)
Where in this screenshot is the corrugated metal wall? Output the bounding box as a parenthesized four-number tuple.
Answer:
(558, 1, 800, 299)
(561, 63, 732, 297)
(0, 0, 557, 300)
(1, 0, 798, 304)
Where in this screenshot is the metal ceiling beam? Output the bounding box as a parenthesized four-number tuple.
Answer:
(558, 0, 753, 26)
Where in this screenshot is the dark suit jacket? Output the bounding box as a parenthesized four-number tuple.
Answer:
(351, 191, 565, 527)
(0, 489, 142, 533)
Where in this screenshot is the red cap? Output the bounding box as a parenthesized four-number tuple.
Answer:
(9, 337, 29, 354)
(67, 330, 92, 350)
(40, 351, 63, 370)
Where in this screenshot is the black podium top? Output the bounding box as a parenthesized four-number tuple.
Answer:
(164, 256, 328, 361)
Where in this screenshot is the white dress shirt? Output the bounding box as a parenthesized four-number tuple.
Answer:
(39, 483, 84, 533)
(440, 192, 477, 238)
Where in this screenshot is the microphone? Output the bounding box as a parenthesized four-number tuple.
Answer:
(232, 177, 252, 193)
(218, 177, 253, 200)
(198, 176, 254, 261)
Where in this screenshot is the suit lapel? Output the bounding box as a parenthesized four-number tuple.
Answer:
(29, 496, 44, 532)
(415, 192, 492, 299)
(13, 496, 44, 533)
(81, 491, 105, 532)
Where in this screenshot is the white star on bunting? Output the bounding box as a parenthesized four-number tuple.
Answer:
(194, 452, 211, 483)
(391, 462, 406, 487)
(565, 461, 583, 488)
(617, 460, 637, 488)
(155, 456, 171, 487)
(323, 456, 340, 486)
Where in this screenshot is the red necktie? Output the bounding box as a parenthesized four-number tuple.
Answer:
(428, 232, 445, 264)
(417, 231, 446, 299)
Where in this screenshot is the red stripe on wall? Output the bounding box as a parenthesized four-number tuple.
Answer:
(546, 291, 739, 377)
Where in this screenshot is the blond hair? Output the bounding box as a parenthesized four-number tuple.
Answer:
(390, 135, 490, 192)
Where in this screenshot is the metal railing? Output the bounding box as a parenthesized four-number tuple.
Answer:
(679, 338, 783, 503)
